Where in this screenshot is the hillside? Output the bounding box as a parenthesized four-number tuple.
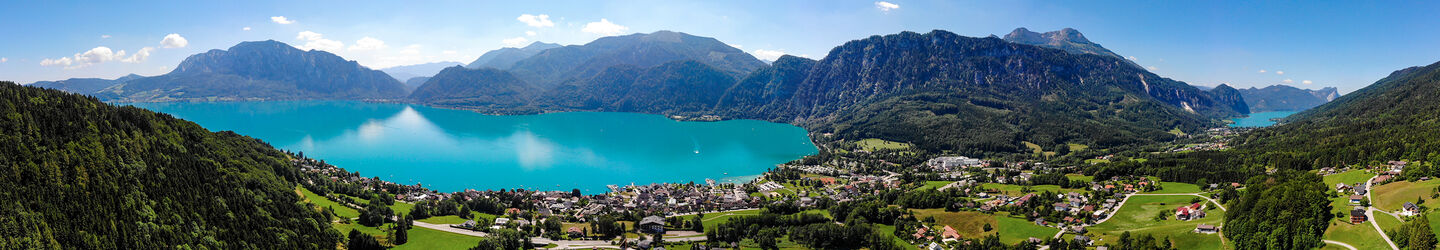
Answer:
(1003, 28, 1128, 62)
(1238, 85, 1340, 112)
(409, 66, 538, 112)
(466, 42, 561, 70)
(1206, 84, 1251, 114)
(0, 82, 339, 248)
(381, 61, 463, 83)
(101, 40, 408, 102)
(541, 60, 738, 113)
(505, 31, 765, 87)
(1239, 61, 1440, 168)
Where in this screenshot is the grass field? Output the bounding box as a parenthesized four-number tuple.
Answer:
(906, 210, 1056, 244)
(1086, 195, 1224, 250)
(1065, 174, 1094, 183)
(914, 181, 953, 191)
(994, 215, 1059, 244)
(1142, 182, 1203, 194)
(1376, 213, 1403, 231)
(979, 183, 1086, 196)
(1372, 179, 1440, 211)
(391, 202, 415, 216)
(674, 209, 763, 230)
(335, 221, 389, 238)
(417, 212, 500, 225)
(299, 187, 360, 219)
(391, 227, 482, 249)
(1323, 218, 1391, 250)
(857, 138, 912, 151)
(1428, 212, 1440, 238)
(874, 224, 920, 249)
(1323, 170, 1376, 188)
(1067, 143, 1089, 152)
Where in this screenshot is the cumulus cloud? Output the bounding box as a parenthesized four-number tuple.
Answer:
(348, 37, 387, 51)
(526, 31, 537, 36)
(243, 27, 252, 31)
(582, 19, 628, 36)
(751, 49, 786, 61)
(517, 14, 555, 28)
(1276, 70, 1285, 75)
(1302, 80, 1313, 85)
(295, 31, 343, 51)
(271, 16, 295, 24)
(875, 1, 900, 12)
(122, 47, 154, 63)
(41, 46, 153, 68)
(161, 33, 188, 48)
(1283, 79, 1294, 83)
(1257, 69, 1266, 73)
(502, 37, 529, 47)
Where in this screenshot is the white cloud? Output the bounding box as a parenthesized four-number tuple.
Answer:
(122, 47, 154, 63)
(751, 49, 786, 61)
(1147, 66, 1159, 71)
(243, 26, 252, 31)
(442, 50, 458, 55)
(582, 19, 628, 36)
(400, 44, 422, 55)
(1283, 79, 1294, 83)
(160, 33, 188, 48)
(348, 37, 387, 51)
(502, 37, 529, 47)
(526, 31, 537, 36)
(75, 46, 124, 65)
(1302, 80, 1313, 85)
(1, 57, 7, 63)
(271, 16, 295, 24)
(295, 31, 343, 52)
(517, 14, 555, 28)
(875, 1, 900, 12)
(1276, 70, 1285, 75)
(1257, 69, 1266, 73)
(41, 57, 71, 66)
(101, 35, 111, 39)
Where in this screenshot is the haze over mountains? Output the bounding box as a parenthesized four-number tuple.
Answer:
(25, 28, 1312, 155)
(1237, 85, 1340, 112)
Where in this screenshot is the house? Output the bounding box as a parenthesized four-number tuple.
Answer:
(1351, 208, 1368, 223)
(1350, 195, 1365, 204)
(1336, 183, 1351, 192)
(1054, 202, 1069, 212)
(1195, 224, 1219, 234)
(912, 227, 930, 240)
(1176, 203, 1206, 221)
(567, 227, 585, 238)
(494, 217, 510, 226)
(459, 220, 478, 228)
(941, 225, 960, 240)
(639, 215, 666, 234)
(1403, 202, 1421, 216)
(1074, 235, 1092, 245)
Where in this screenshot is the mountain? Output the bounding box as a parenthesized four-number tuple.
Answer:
(381, 61, 463, 83)
(0, 82, 339, 248)
(1237, 85, 1340, 112)
(100, 40, 408, 102)
(505, 31, 766, 87)
(714, 55, 817, 116)
(404, 76, 431, 89)
(29, 74, 142, 94)
(1206, 84, 1251, 114)
(466, 42, 561, 70)
(1239, 61, 1440, 168)
(541, 60, 738, 113)
(1003, 28, 1128, 61)
(409, 66, 538, 112)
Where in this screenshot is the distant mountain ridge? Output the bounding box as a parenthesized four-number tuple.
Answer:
(29, 74, 142, 94)
(99, 40, 408, 102)
(466, 42, 561, 70)
(1003, 28, 1128, 61)
(381, 61, 463, 85)
(502, 31, 766, 87)
(1238, 85, 1339, 112)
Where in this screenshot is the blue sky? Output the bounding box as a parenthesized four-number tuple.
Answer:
(2, 1, 1437, 93)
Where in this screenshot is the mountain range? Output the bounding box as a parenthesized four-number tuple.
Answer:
(28, 28, 1257, 156)
(380, 61, 463, 88)
(1237, 85, 1340, 112)
(28, 74, 143, 94)
(96, 40, 409, 102)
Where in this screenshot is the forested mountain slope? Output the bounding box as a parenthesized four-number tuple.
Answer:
(1238, 85, 1339, 112)
(100, 40, 408, 102)
(1239, 60, 1440, 168)
(0, 82, 339, 248)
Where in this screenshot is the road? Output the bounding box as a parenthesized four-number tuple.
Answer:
(1365, 175, 1401, 250)
(411, 220, 488, 237)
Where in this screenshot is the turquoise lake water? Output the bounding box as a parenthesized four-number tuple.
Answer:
(121, 101, 817, 193)
(1229, 111, 1299, 127)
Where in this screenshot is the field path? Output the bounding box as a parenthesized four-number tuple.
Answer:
(1054, 192, 1228, 239)
(1366, 176, 1401, 250)
(1324, 240, 1359, 250)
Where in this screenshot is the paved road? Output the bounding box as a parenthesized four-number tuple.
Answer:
(1324, 240, 1359, 250)
(411, 221, 490, 237)
(1366, 176, 1401, 250)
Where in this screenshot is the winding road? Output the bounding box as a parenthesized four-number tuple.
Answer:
(1324, 240, 1360, 250)
(1365, 175, 1401, 250)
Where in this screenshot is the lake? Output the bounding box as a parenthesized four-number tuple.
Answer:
(121, 101, 817, 193)
(1229, 111, 1299, 127)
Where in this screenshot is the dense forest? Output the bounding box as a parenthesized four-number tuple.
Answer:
(1223, 170, 1331, 250)
(0, 82, 339, 248)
